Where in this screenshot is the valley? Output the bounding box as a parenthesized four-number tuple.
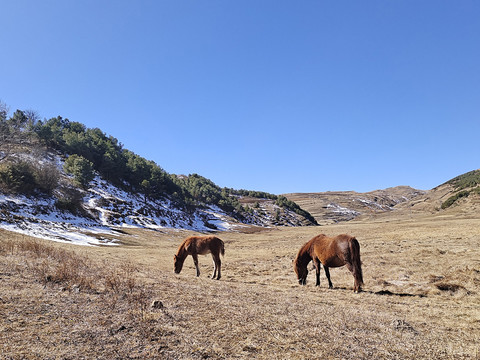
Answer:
(1, 110, 480, 358)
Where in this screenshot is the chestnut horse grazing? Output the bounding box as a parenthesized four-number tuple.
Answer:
(174, 236, 225, 280)
(294, 234, 363, 292)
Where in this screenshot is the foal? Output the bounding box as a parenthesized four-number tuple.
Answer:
(294, 234, 363, 292)
(173, 236, 225, 280)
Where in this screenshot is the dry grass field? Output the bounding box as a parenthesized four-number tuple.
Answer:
(1, 213, 480, 359)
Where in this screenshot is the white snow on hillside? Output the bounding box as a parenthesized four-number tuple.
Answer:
(0, 175, 237, 246)
(326, 203, 360, 216)
(0, 151, 313, 245)
(0, 193, 116, 246)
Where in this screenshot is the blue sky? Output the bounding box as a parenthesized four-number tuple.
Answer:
(1, 1, 479, 194)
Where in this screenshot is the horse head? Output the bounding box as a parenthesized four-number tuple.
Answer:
(173, 254, 183, 274)
(294, 260, 308, 285)
(298, 270, 308, 285)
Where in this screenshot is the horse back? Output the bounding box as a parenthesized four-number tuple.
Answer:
(183, 236, 224, 256)
(312, 234, 352, 268)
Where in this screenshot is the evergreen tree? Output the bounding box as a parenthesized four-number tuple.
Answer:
(63, 154, 95, 188)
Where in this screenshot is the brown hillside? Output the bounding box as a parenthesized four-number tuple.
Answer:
(394, 184, 480, 218)
(285, 186, 424, 224)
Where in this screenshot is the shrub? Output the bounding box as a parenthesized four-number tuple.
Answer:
(275, 195, 318, 225)
(0, 161, 37, 194)
(441, 190, 470, 209)
(33, 163, 60, 195)
(0, 159, 61, 196)
(54, 185, 84, 214)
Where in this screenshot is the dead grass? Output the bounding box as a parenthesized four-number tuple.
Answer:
(1, 215, 480, 359)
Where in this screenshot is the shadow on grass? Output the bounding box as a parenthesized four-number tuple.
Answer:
(319, 286, 428, 298)
(371, 289, 427, 298)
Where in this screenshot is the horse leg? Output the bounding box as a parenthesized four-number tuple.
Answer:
(211, 255, 217, 279)
(210, 254, 222, 280)
(345, 262, 360, 292)
(324, 266, 333, 289)
(192, 254, 200, 277)
(313, 258, 321, 286)
(216, 255, 221, 280)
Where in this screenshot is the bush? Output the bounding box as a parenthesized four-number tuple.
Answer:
(54, 185, 84, 214)
(441, 190, 470, 209)
(34, 163, 60, 195)
(275, 195, 317, 225)
(0, 160, 61, 196)
(0, 161, 37, 194)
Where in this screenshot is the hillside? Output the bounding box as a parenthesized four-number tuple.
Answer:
(393, 170, 480, 217)
(0, 108, 316, 244)
(285, 186, 425, 224)
(285, 170, 480, 224)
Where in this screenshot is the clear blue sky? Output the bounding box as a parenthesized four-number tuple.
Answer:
(1, 1, 479, 194)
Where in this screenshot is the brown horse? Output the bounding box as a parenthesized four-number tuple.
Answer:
(293, 234, 363, 292)
(174, 236, 225, 280)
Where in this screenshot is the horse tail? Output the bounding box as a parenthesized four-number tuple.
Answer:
(349, 238, 363, 286)
(220, 239, 225, 257)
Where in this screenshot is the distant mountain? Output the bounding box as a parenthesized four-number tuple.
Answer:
(285, 186, 425, 224)
(286, 169, 480, 224)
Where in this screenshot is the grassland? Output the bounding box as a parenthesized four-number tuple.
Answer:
(1, 214, 480, 359)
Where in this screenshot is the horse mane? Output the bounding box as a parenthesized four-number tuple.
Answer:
(295, 234, 328, 264)
(294, 239, 314, 269)
(175, 238, 189, 260)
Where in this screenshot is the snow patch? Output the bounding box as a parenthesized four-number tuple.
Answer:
(327, 203, 360, 216)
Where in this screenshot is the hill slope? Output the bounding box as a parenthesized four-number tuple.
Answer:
(0, 108, 316, 244)
(286, 169, 480, 224)
(0, 147, 317, 245)
(393, 169, 480, 217)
